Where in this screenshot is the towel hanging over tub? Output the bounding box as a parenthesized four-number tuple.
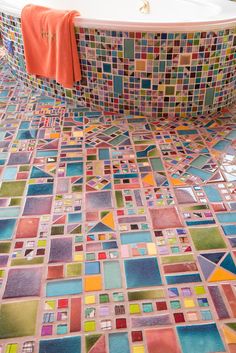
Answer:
(21, 5, 81, 88)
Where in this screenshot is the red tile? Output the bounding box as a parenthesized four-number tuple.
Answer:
(47, 265, 64, 280)
(131, 331, 143, 342)
(58, 299, 68, 308)
(98, 252, 106, 260)
(173, 313, 185, 323)
(116, 318, 127, 329)
(70, 298, 81, 332)
(15, 241, 24, 249)
(156, 301, 167, 311)
(16, 217, 39, 238)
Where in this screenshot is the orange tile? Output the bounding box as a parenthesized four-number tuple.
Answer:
(85, 275, 102, 291)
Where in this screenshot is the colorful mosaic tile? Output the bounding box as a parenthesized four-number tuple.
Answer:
(0, 52, 235, 353)
(1, 13, 236, 118)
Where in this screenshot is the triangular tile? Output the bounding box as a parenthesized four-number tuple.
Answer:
(201, 252, 225, 264)
(220, 253, 236, 274)
(208, 267, 236, 282)
(198, 255, 216, 280)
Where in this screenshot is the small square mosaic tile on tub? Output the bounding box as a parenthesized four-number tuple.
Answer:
(0, 55, 236, 353)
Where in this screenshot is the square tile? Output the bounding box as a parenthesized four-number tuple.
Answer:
(149, 207, 183, 229)
(0, 301, 38, 338)
(190, 227, 227, 250)
(124, 258, 162, 288)
(3, 267, 43, 298)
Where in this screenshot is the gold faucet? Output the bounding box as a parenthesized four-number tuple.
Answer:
(139, 0, 150, 13)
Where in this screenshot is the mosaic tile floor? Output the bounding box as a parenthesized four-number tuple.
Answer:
(0, 51, 236, 353)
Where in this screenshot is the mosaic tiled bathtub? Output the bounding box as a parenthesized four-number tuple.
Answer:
(1, 0, 236, 117)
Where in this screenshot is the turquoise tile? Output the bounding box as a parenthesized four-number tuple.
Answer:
(27, 183, 53, 196)
(121, 231, 152, 244)
(66, 162, 83, 176)
(217, 212, 236, 223)
(203, 185, 222, 202)
(204, 87, 215, 106)
(166, 274, 202, 284)
(187, 166, 212, 181)
(104, 261, 122, 290)
(3, 167, 17, 180)
(109, 333, 130, 353)
(99, 148, 109, 160)
(113, 75, 123, 95)
(0, 219, 16, 240)
(142, 79, 151, 89)
(191, 155, 209, 168)
(222, 224, 236, 235)
(46, 279, 82, 297)
(177, 324, 225, 353)
(124, 39, 134, 59)
(39, 337, 81, 353)
(103, 63, 111, 73)
(213, 139, 231, 151)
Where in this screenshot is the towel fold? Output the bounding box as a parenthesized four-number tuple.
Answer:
(21, 4, 81, 88)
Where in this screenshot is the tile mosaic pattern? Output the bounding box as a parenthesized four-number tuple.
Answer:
(0, 53, 235, 353)
(1, 13, 236, 118)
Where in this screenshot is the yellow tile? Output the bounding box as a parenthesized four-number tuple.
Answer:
(85, 295, 96, 305)
(38, 239, 47, 247)
(135, 60, 146, 71)
(129, 304, 141, 314)
(73, 131, 83, 137)
(74, 253, 83, 261)
(147, 243, 157, 255)
(45, 300, 56, 310)
(84, 321, 96, 332)
(133, 346, 145, 353)
(157, 84, 165, 92)
(85, 275, 102, 291)
(184, 298, 195, 308)
(6, 344, 18, 353)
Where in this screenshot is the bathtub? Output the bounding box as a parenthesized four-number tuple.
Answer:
(1, 0, 236, 117)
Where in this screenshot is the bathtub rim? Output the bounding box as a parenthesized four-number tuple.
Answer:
(1, 0, 236, 32)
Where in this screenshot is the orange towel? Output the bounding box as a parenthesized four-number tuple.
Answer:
(21, 5, 81, 88)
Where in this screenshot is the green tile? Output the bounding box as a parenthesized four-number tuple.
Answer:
(11, 257, 44, 266)
(0, 181, 26, 197)
(150, 158, 164, 171)
(165, 86, 175, 95)
(161, 254, 194, 264)
(0, 300, 38, 338)
(115, 191, 124, 208)
(204, 87, 215, 106)
(189, 227, 227, 250)
(0, 242, 11, 253)
(128, 289, 165, 301)
(9, 198, 22, 206)
(86, 334, 102, 353)
(124, 39, 134, 59)
(113, 76, 123, 95)
(66, 263, 82, 277)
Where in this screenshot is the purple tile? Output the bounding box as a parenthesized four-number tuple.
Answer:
(8, 152, 32, 165)
(49, 238, 72, 263)
(85, 191, 112, 210)
(3, 267, 43, 298)
(23, 196, 53, 215)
